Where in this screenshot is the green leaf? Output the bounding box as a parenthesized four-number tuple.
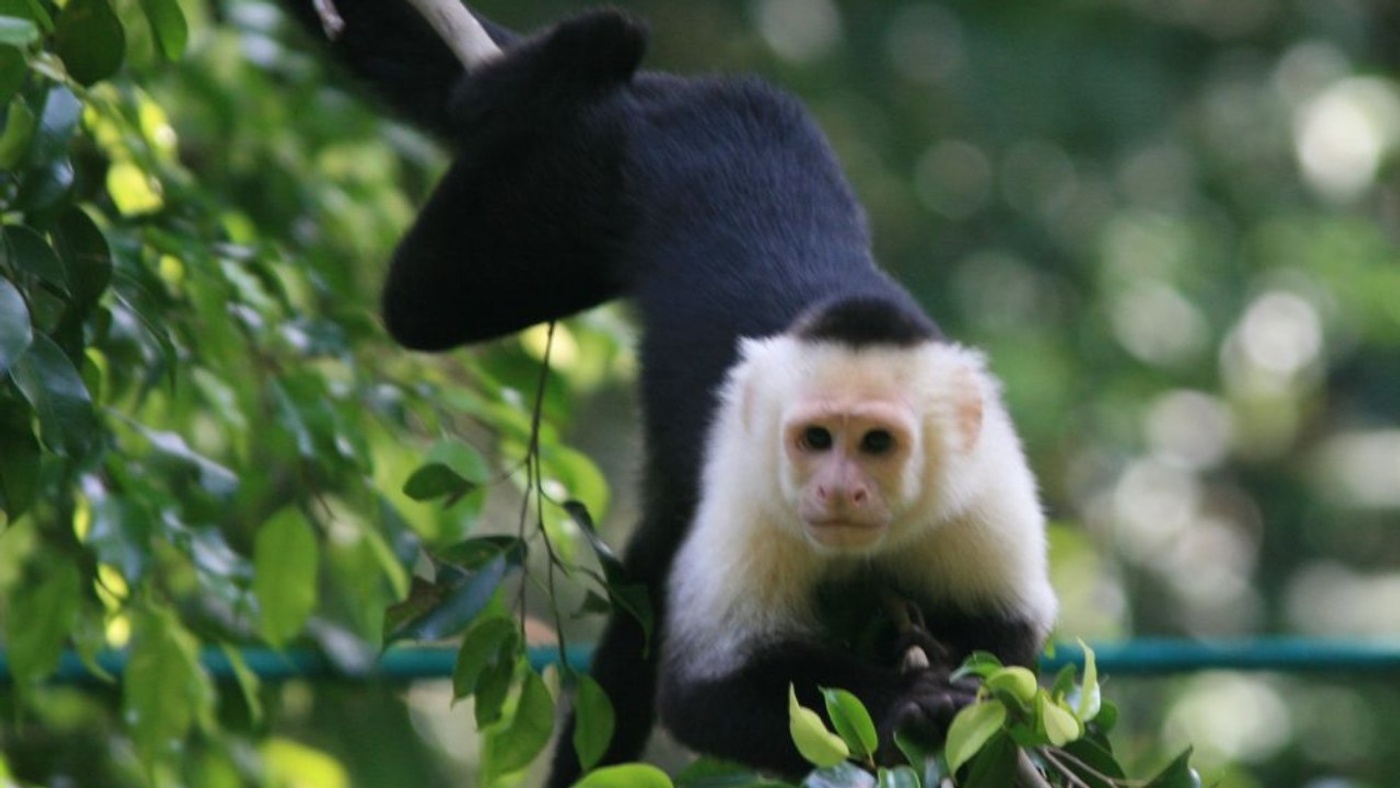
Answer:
(951, 651, 1004, 682)
(0, 276, 31, 375)
(960, 733, 1017, 788)
(437, 534, 527, 571)
(566, 500, 655, 647)
(574, 763, 674, 788)
(0, 96, 36, 168)
(0, 16, 36, 45)
(473, 646, 516, 728)
(390, 555, 512, 642)
(573, 674, 616, 772)
(136, 0, 185, 60)
(124, 606, 215, 766)
(944, 699, 1006, 774)
(875, 766, 920, 788)
(484, 669, 555, 778)
(674, 757, 785, 787)
(800, 761, 875, 788)
(253, 507, 319, 647)
(26, 85, 79, 167)
(821, 687, 878, 758)
(402, 438, 489, 504)
(4, 558, 79, 684)
(1075, 639, 1101, 721)
(1060, 734, 1126, 788)
(1143, 748, 1200, 788)
(53, 0, 124, 86)
(52, 206, 112, 313)
(893, 728, 944, 787)
(984, 666, 1038, 706)
(0, 400, 39, 518)
(218, 643, 264, 726)
(0, 46, 24, 109)
(451, 615, 519, 701)
(15, 157, 73, 211)
(10, 332, 98, 458)
(789, 684, 849, 768)
(4, 225, 66, 294)
(1037, 694, 1082, 747)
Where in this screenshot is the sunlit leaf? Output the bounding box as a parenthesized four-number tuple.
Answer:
(951, 651, 1004, 681)
(789, 684, 849, 768)
(573, 673, 615, 772)
(1037, 694, 1082, 747)
(821, 687, 877, 758)
(106, 160, 164, 216)
(253, 507, 319, 647)
(944, 699, 1006, 774)
(262, 738, 349, 788)
(1075, 639, 1101, 721)
(984, 666, 1038, 707)
(53, 0, 124, 86)
(575, 763, 674, 788)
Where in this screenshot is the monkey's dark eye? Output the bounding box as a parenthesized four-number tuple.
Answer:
(861, 429, 895, 454)
(800, 427, 833, 451)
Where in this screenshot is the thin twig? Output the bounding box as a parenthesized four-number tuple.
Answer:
(515, 321, 571, 670)
(1015, 749, 1057, 788)
(403, 0, 502, 68)
(311, 0, 345, 38)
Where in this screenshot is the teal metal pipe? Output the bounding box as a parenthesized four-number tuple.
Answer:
(4, 639, 1400, 685)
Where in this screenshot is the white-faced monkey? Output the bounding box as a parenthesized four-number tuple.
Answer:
(279, 2, 1057, 784)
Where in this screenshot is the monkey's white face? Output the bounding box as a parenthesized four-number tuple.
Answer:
(780, 398, 920, 552)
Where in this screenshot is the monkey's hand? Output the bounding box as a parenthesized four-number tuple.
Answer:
(875, 666, 980, 767)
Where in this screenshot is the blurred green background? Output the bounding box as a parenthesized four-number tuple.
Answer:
(2, 0, 1398, 785)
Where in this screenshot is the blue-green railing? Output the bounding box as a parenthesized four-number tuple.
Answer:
(5, 638, 1400, 685)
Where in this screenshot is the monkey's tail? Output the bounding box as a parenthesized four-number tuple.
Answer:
(277, 0, 515, 140)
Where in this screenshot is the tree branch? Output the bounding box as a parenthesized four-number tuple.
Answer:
(403, 0, 502, 68)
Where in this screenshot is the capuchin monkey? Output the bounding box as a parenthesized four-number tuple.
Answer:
(279, 1, 1056, 784)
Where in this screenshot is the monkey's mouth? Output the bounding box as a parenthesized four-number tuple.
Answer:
(804, 518, 887, 549)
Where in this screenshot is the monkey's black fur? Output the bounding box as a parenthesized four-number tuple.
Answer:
(280, 3, 1038, 784)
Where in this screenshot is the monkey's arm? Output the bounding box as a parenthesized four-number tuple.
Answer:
(658, 637, 975, 777)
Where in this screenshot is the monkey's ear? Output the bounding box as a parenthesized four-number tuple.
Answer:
(733, 337, 782, 434)
(952, 364, 985, 453)
(930, 347, 985, 454)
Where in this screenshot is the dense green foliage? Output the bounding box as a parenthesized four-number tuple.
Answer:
(1, 0, 1398, 786)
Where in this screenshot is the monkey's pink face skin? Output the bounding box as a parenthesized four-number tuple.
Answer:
(782, 399, 918, 551)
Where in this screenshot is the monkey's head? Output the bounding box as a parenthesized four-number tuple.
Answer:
(727, 334, 989, 555)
